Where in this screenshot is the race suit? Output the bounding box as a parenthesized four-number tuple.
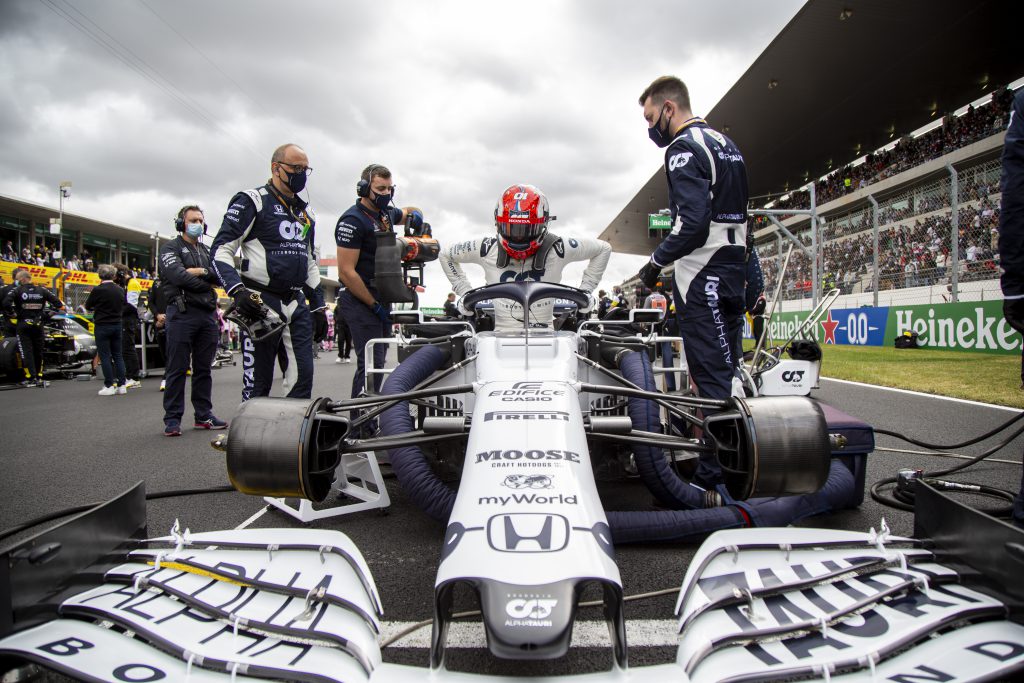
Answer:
(651, 119, 749, 400)
(211, 183, 326, 401)
(439, 233, 611, 330)
(650, 119, 748, 489)
(997, 87, 1024, 526)
(2, 283, 64, 381)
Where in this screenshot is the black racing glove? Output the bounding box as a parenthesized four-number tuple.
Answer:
(312, 309, 328, 343)
(637, 260, 661, 289)
(233, 287, 266, 320)
(749, 294, 767, 317)
(1004, 297, 1024, 335)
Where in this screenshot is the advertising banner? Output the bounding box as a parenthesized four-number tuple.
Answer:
(760, 301, 1021, 355)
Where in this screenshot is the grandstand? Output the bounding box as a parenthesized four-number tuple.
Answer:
(601, 0, 1020, 317)
(755, 88, 1013, 311)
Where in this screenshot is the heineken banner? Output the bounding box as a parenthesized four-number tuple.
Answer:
(762, 300, 1021, 355)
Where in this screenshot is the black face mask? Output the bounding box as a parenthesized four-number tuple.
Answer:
(647, 105, 672, 148)
(278, 165, 307, 194)
(372, 191, 392, 211)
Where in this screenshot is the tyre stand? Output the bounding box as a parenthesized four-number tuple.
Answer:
(264, 450, 391, 522)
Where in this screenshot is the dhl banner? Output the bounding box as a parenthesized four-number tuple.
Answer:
(0, 261, 226, 298)
(0, 261, 144, 288)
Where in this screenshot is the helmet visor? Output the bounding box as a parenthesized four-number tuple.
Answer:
(498, 214, 545, 243)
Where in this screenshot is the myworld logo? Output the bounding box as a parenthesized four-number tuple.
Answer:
(478, 493, 578, 505)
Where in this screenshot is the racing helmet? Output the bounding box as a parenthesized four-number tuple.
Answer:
(494, 184, 550, 260)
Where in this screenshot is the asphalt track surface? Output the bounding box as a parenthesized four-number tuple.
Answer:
(1, 351, 1022, 679)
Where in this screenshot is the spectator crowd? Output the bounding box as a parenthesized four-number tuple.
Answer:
(753, 85, 1015, 301)
(766, 85, 1014, 212)
(1, 240, 152, 280)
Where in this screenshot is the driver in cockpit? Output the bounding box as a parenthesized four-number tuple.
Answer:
(439, 184, 611, 330)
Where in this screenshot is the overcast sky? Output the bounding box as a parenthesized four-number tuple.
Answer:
(0, 0, 803, 306)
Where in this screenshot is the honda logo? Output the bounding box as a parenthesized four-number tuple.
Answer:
(487, 513, 570, 553)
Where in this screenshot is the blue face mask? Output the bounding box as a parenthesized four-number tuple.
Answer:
(647, 106, 672, 148)
(186, 222, 205, 239)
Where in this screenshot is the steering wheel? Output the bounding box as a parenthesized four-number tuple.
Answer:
(460, 281, 591, 314)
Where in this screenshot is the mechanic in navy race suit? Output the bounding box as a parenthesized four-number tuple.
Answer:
(635, 75, 749, 490)
(335, 164, 424, 398)
(996, 86, 1024, 527)
(438, 184, 611, 330)
(211, 143, 326, 402)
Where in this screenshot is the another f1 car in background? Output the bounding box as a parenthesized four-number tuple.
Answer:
(0, 312, 95, 383)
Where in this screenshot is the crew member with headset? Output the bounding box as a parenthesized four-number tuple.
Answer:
(158, 205, 226, 436)
(211, 143, 326, 402)
(335, 163, 424, 399)
(2, 268, 65, 386)
(0, 268, 27, 338)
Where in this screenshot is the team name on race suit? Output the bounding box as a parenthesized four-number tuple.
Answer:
(475, 449, 581, 464)
(705, 276, 734, 368)
(489, 381, 564, 402)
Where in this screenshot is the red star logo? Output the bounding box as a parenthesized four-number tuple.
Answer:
(821, 311, 839, 344)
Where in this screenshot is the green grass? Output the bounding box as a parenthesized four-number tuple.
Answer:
(748, 339, 1024, 409)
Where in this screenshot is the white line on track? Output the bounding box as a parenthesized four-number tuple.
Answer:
(381, 619, 678, 649)
(234, 504, 270, 530)
(820, 377, 1022, 413)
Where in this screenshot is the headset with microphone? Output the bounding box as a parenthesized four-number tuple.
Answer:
(356, 164, 397, 200)
(174, 205, 208, 234)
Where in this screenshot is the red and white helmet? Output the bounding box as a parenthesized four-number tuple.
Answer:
(494, 184, 550, 260)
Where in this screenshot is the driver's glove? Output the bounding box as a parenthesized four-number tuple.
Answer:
(578, 293, 596, 315)
(232, 287, 267, 319)
(456, 296, 473, 317)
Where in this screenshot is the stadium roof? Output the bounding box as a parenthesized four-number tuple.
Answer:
(601, 0, 1020, 255)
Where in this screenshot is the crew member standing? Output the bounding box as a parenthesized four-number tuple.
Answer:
(211, 143, 326, 401)
(335, 164, 423, 398)
(0, 268, 27, 338)
(83, 265, 125, 395)
(634, 75, 749, 489)
(996, 86, 1024, 527)
(115, 263, 143, 388)
(443, 293, 460, 319)
(334, 296, 352, 364)
(3, 268, 64, 386)
(159, 206, 225, 436)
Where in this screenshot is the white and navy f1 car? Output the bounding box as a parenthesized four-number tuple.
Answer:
(1, 282, 1022, 681)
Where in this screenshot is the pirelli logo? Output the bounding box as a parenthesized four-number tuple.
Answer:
(483, 411, 569, 422)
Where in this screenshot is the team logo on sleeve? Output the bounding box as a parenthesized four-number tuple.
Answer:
(668, 152, 693, 171)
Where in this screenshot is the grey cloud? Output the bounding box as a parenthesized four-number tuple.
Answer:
(1, 0, 803, 305)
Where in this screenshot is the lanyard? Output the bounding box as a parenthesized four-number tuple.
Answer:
(359, 204, 393, 233)
(268, 184, 311, 236)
